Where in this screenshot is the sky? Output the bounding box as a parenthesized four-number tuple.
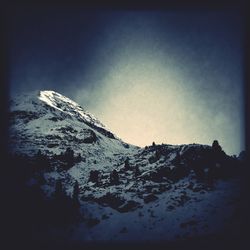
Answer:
(6, 5, 245, 155)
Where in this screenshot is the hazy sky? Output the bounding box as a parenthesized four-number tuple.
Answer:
(7, 6, 245, 155)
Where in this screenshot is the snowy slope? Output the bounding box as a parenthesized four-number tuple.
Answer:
(9, 90, 134, 157)
(70, 177, 242, 242)
(8, 90, 245, 246)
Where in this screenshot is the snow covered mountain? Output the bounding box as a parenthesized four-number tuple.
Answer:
(9, 90, 133, 156)
(8, 90, 246, 248)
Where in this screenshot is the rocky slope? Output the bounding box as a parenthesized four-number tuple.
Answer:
(8, 90, 246, 246)
(9, 90, 134, 155)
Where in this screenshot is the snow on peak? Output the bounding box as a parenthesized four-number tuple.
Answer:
(38, 90, 107, 130)
(9, 89, 133, 156)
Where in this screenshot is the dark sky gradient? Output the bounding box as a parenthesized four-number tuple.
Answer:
(7, 6, 245, 155)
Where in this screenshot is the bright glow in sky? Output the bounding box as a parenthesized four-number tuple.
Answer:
(74, 12, 244, 155)
(76, 52, 244, 155)
(9, 10, 245, 155)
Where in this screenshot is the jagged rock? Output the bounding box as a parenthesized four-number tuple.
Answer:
(82, 130, 98, 143)
(117, 200, 140, 213)
(97, 193, 125, 210)
(143, 194, 158, 203)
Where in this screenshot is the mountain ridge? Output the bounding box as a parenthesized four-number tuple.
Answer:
(8, 89, 246, 245)
(9, 90, 133, 156)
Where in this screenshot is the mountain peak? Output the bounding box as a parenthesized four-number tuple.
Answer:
(9, 90, 131, 155)
(38, 90, 107, 131)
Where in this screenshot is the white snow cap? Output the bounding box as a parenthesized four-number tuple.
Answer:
(38, 90, 107, 130)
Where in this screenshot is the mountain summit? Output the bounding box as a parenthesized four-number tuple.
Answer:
(9, 90, 131, 156)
